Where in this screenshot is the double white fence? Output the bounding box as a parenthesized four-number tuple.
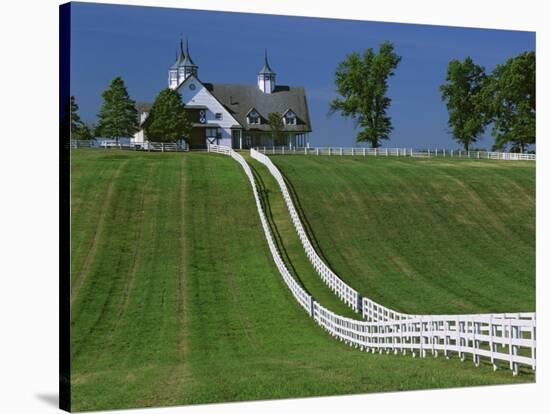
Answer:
(209, 144, 535, 375)
(251, 149, 361, 312)
(254, 146, 536, 161)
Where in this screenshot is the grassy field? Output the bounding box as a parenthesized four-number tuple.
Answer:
(70, 150, 533, 412)
(271, 155, 535, 315)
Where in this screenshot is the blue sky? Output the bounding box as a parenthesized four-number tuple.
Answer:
(70, 2, 535, 148)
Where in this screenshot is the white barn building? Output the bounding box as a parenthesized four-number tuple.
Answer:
(133, 41, 312, 149)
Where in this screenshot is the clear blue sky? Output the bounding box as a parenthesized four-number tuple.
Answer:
(70, 2, 535, 148)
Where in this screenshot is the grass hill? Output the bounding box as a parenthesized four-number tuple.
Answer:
(70, 150, 533, 411)
(270, 155, 535, 315)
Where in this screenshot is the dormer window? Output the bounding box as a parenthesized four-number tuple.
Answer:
(283, 109, 297, 125)
(247, 109, 261, 125)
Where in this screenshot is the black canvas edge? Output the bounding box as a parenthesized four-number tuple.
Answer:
(59, 2, 71, 412)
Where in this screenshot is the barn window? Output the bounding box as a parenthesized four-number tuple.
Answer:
(247, 109, 260, 124)
(283, 110, 297, 125)
(215, 112, 223, 120)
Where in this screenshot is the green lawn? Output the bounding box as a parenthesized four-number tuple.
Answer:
(70, 150, 533, 412)
(270, 155, 535, 315)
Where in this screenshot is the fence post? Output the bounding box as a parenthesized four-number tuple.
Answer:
(457, 318, 464, 361)
(490, 317, 498, 371)
(363, 148, 366, 156)
(316, 148, 319, 156)
(443, 320, 449, 359)
(340, 147, 343, 156)
(420, 317, 426, 358)
(374, 148, 377, 156)
(473, 319, 480, 367)
(351, 147, 354, 156)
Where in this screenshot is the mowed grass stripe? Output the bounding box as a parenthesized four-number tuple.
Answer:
(70, 157, 127, 303)
(70, 150, 532, 412)
(271, 156, 535, 314)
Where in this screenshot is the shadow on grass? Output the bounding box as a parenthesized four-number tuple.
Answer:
(248, 162, 310, 292)
(276, 166, 348, 284)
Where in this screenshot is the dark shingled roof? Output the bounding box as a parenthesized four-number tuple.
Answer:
(204, 83, 312, 132)
(138, 76, 312, 133)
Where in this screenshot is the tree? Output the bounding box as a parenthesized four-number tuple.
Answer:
(74, 122, 95, 140)
(482, 51, 535, 153)
(440, 57, 487, 152)
(65, 95, 85, 139)
(144, 88, 192, 142)
(268, 112, 285, 146)
(329, 41, 401, 148)
(96, 76, 139, 142)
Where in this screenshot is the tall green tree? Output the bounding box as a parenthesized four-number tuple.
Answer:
(96, 76, 139, 142)
(74, 122, 95, 140)
(483, 51, 535, 153)
(329, 42, 401, 148)
(144, 88, 192, 143)
(268, 112, 285, 146)
(65, 95, 85, 139)
(440, 57, 487, 151)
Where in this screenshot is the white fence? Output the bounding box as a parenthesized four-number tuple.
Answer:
(143, 141, 188, 152)
(209, 145, 535, 374)
(251, 148, 361, 312)
(254, 146, 536, 161)
(69, 139, 188, 151)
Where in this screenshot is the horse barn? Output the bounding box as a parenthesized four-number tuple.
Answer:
(133, 41, 312, 150)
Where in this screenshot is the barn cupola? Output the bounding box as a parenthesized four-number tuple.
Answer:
(168, 39, 186, 89)
(181, 38, 198, 80)
(257, 49, 276, 94)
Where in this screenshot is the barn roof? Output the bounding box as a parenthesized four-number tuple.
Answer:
(137, 78, 312, 133)
(204, 82, 312, 132)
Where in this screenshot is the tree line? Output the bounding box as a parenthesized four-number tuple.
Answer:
(69, 44, 534, 152)
(68, 77, 194, 143)
(69, 77, 297, 146)
(330, 43, 535, 153)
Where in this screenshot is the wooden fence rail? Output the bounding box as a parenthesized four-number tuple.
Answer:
(254, 146, 536, 161)
(251, 148, 361, 312)
(209, 144, 536, 375)
(251, 147, 535, 326)
(69, 140, 188, 151)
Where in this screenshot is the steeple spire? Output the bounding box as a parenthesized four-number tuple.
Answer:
(168, 36, 199, 87)
(180, 37, 198, 79)
(182, 37, 196, 66)
(258, 48, 276, 93)
(259, 48, 275, 74)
